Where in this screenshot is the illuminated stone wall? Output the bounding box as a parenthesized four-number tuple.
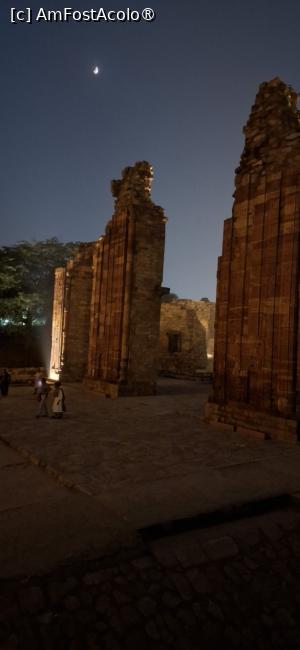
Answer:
(206, 78, 300, 441)
(50, 161, 166, 395)
(50, 244, 94, 381)
(159, 300, 214, 377)
(86, 161, 166, 396)
(175, 299, 215, 358)
(49, 268, 65, 378)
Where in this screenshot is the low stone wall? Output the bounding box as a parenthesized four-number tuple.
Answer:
(5, 367, 46, 385)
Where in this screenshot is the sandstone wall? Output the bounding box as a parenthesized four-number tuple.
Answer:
(173, 300, 215, 357)
(49, 268, 65, 378)
(49, 244, 94, 381)
(6, 367, 46, 385)
(159, 302, 207, 378)
(86, 162, 166, 396)
(206, 78, 300, 441)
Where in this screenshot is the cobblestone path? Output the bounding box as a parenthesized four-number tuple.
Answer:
(2, 505, 300, 650)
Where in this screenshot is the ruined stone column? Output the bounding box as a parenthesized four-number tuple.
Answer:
(49, 243, 94, 381)
(205, 78, 300, 441)
(85, 161, 166, 397)
(49, 268, 66, 379)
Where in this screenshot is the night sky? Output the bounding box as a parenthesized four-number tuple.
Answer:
(1, 0, 300, 299)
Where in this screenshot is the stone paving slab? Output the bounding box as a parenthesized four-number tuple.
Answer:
(0, 446, 25, 469)
(0, 463, 72, 512)
(0, 440, 136, 579)
(0, 489, 136, 580)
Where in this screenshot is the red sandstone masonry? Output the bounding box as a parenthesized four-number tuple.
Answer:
(86, 162, 166, 396)
(206, 78, 300, 440)
(50, 244, 94, 381)
(159, 302, 208, 378)
(50, 162, 166, 395)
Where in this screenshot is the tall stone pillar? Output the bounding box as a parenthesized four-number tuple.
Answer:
(206, 78, 300, 441)
(86, 161, 166, 397)
(49, 243, 94, 381)
(49, 267, 66, 379)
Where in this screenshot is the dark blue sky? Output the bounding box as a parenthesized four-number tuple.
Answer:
(1, 0, 300, 299)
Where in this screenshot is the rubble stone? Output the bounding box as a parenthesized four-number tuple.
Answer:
(202, 536, 239, 561)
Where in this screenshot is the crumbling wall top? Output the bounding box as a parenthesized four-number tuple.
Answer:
(111, 161, 154, 206)
(237, 77, 300, 176)
(66, 242, 94, 271)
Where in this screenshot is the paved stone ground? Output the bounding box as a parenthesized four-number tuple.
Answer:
(2, 381, 300, 497)
(0, 440, 136, 579)
(2, 379, 300, 578)
(2, 505, 300, 649)
(2, 380, 300, 647)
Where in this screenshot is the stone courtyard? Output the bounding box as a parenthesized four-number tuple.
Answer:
(3, 380, 300, 530)
(3, 379, 300, 570)
(3, 380, 300, 647)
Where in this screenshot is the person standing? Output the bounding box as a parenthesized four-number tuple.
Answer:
(0, 369, 11, 396)
(51, 381, 66, 419)
(33, 371, 43, 395)
(36, 378, 50, 418)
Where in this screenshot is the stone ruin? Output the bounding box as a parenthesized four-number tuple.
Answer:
(50, 161, 167, 397)
(206, 78, 300, 440)
(159, 300, 215, 378)
(50, 243, 94, 382)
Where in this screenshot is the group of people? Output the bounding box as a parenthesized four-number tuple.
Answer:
(0, 369, 11, 396)
(0, 369, 66, 418)
(35, 376, 66, 419)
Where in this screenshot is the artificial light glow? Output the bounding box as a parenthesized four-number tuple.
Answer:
(49, 368, 60, 381)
